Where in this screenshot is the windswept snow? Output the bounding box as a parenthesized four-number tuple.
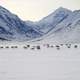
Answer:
(0, 44, 80, 80)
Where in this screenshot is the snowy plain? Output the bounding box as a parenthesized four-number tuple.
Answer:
(0, 43, 80, 80)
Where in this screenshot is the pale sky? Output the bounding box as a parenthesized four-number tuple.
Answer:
(0, 0, 80, 21)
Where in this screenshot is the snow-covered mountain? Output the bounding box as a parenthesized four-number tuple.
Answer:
(0, 6, 42, 41)
(0, 6, 80, 43)
(36, 7, 72, 33)
(35, 9, 80, 43)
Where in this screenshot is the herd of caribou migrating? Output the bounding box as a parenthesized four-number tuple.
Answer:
(0, 44, 78, 50)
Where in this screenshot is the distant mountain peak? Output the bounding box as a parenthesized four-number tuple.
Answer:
(39, 7, 72, 23)
(56, 7, 71, 11)
(36, 7, 73, 33)
(0, 6, 80, 43)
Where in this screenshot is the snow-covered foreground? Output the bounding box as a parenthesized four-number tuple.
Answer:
(0, 44, 80, 80)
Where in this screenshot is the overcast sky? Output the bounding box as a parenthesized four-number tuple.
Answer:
(0, 0, 80, 21)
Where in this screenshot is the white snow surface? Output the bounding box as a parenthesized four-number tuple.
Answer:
(0, 43, 80, 80)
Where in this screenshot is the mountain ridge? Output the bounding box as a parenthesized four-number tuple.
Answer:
(0, 6, 80, 43)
